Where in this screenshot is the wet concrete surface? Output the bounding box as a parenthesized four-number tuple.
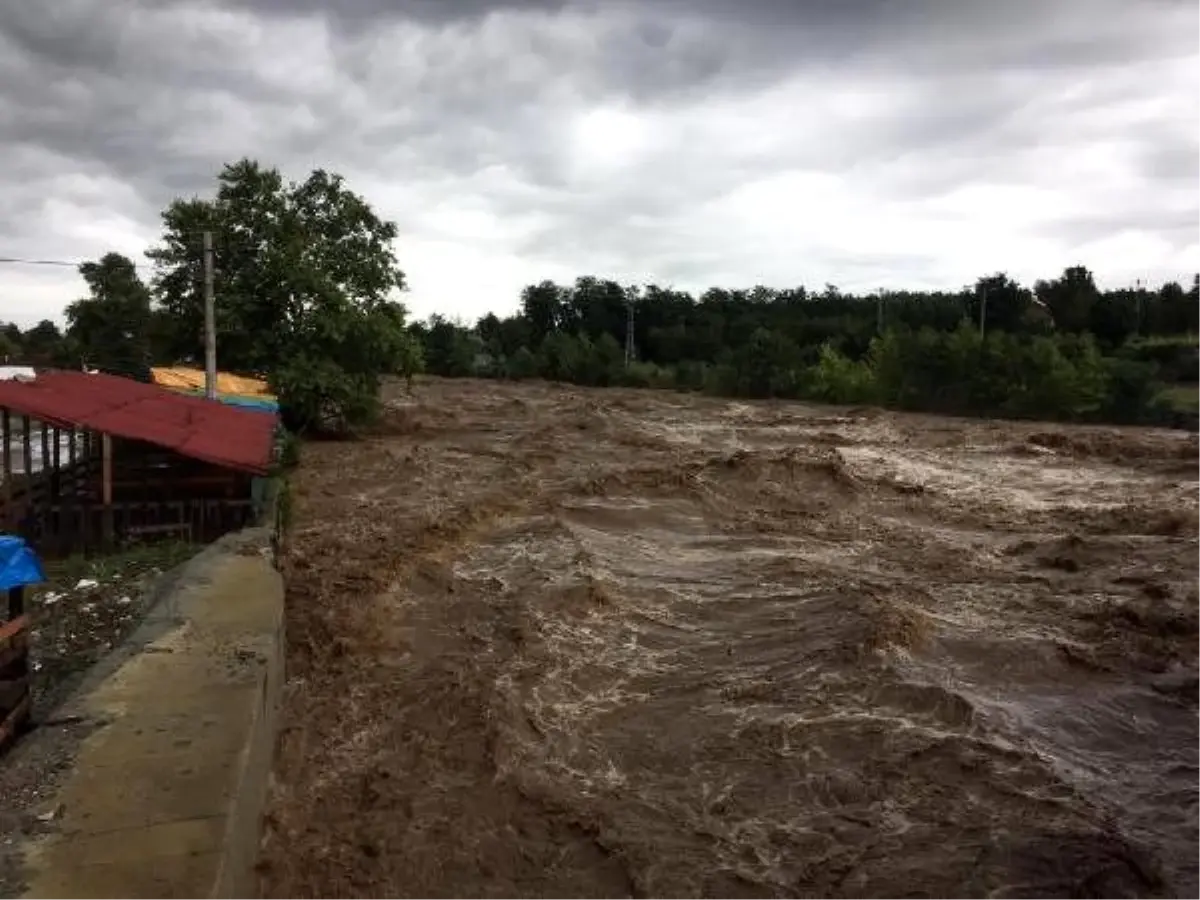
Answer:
(0, 531, 283, 899)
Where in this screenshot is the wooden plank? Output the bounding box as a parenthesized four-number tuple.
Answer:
(0, 689, 31, 755)
(101, 434, 112, 505)
(108, 473, 244, 489)
(101, 433, 113, 546)
(0, 675, 30, 713)
(1, 409, 10, 530)
(39, 498, 253, 516)
(24, 495, 255, 557)
(0, 615, 29, 670)
(20, 416, 32, 479)
(127, 522, 193, 540)
(40, 424, 50, 482)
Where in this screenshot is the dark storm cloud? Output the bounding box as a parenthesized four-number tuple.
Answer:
(0, 3, 292, 205)
(211, 0, 570, 26)
(360, 0, 1198, 84)
(1139, 142, 1200, 186)
(0, 0, 1195, 325)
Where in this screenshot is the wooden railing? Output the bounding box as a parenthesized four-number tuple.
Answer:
(0, 586, 30, 755)
(19, 498, 257, 555)
(2, 410, 259, 557)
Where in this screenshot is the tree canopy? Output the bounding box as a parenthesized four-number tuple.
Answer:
(143, 159, 421, 431)
(64, 252, 153, 381)
(0, 159, 421, 432)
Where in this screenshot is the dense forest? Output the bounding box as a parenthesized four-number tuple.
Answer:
(2, 159, 1197, 432)
(410, 272, 1199, 429)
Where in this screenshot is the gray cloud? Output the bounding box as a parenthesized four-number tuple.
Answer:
(0, 0, 1196, 326)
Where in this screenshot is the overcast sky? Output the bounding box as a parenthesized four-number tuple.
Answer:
(1, 0, 1196, 328)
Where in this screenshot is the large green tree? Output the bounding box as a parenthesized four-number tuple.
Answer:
(416, 315, 478, 378)
(18, 320, 73, 368)
(972, 273, 1035, 335)
(0, 323, 20, 363)
(147, 159, 422, 432)
(1036, 265, 1100, 333)
(65, 252, 152, 380)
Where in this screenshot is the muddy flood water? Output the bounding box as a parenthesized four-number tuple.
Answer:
(260, 378, 1198, 899)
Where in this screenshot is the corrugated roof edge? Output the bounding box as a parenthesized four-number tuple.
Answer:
(0, 370, 278, 476)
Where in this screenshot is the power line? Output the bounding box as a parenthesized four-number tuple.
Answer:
(0, 255, 156, 272)
(0, 256, 82, 268)
(0, 233, 263, 274)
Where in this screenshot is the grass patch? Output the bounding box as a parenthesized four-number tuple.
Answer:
(34, 539, 200, 595)
(1129, 333, 1199, 349)
(1158, 384, 1198, 413)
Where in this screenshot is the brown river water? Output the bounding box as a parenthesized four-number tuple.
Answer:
(260, 378, 1198, 898)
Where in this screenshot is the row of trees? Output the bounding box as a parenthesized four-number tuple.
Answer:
(501, 269, 1197, 358)
(2, 158, 1196, 432)
(411, 273, 1198, 428)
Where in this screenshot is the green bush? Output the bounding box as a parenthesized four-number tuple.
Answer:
(1099, 357, 1168, 424)
(505, 346, 539, 380)
(621, 361, 676, 389)
(803, 344, 875, 404)
(275, 428, 302, 470)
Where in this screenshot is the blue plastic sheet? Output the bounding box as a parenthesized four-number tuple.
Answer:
(0, 534, 45, 592)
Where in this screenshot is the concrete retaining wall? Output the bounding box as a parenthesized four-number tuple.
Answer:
(8, 527, 284, 899)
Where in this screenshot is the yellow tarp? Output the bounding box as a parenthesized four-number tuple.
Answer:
(151, 366, 275, 399)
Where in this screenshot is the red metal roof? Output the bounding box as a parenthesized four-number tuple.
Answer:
(0, 371, 277, 475)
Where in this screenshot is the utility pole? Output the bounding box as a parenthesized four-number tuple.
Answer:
(876, 291, 884, 335)
(1134, 278, 1143, 336)
(202, 230, 216, 399)
(978, 283, 988, 339)
(624, 297, 635, 368)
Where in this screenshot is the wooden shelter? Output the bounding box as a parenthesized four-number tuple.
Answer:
(0, 371, 277, 556)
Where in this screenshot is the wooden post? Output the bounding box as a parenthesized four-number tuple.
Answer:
(52, 426, 61, 501)
(80, 430, 93, 552)
(1, 410, 11, 530)
(101, 433, 114, 546)
(66, 427, 78, 511)
(20, 416, 31, 480)
(39, 424, 50, 483)
(1, 586, 31, 754)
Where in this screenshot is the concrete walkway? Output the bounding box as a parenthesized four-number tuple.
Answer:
(4, 529, 283, 899)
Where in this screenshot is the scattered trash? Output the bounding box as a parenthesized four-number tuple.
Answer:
(35, 804, 64, 823)
(16, 542, 197, 726)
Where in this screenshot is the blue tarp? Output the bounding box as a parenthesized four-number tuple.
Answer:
(0, 535, 45, 592)
(177, 389, 280, 414)
(218, 395, 280, 414)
